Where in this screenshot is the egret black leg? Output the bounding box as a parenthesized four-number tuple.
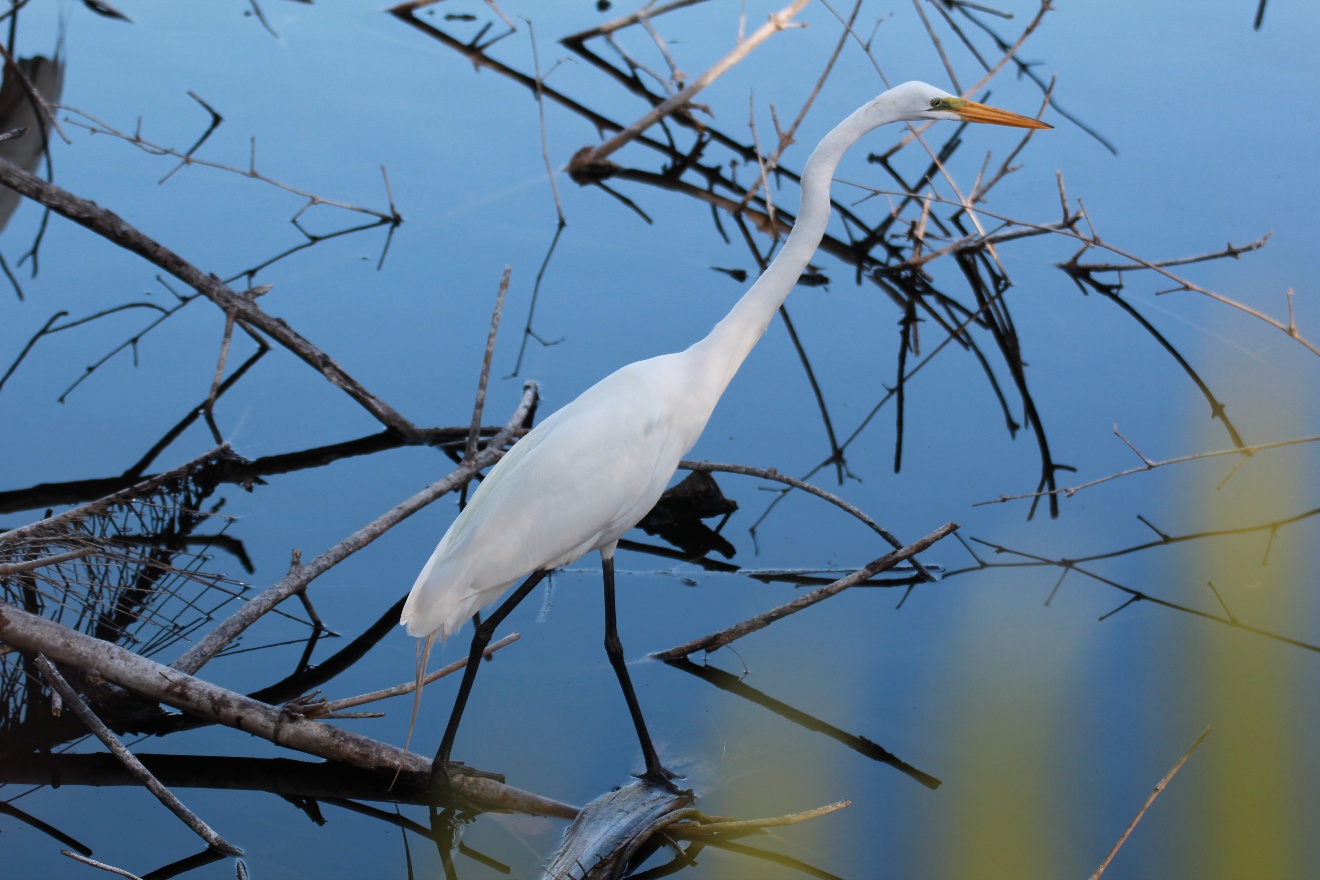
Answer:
(434, 569, 550, 774)
(602, 553, 680, 787)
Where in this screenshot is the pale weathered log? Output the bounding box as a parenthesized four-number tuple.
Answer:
(542, 779, 696, 880)
(0, 600, 575, 819)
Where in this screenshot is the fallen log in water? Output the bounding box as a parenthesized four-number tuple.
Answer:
(0, 599, 574, 819)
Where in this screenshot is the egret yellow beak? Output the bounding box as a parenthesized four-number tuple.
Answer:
(947, 97, 1052, 130)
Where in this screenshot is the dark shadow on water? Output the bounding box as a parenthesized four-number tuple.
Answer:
(663, 657, 942, 791)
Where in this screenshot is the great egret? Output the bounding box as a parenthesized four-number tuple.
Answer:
(404, 81, 1049, 786)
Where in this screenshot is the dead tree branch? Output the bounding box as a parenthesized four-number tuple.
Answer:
(0, 603, 575, 818)
(568, 0, 810, 174)
(654, 522, 958, 660)
(170, 382, 538, 676)
(1089, 726, 1212, 880)
(978, 429, 1320, 507)
(33, 653, 243, 855)
(953, 539, 1320, 654)
(61, 106, 397, 223)
(0, 154, 425, 440)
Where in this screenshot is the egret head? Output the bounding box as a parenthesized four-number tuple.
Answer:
(874, 81, 1052, 130)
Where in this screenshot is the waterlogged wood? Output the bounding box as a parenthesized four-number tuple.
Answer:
(0, 601, 575, 819)
(542, 780, 696, 880)
(0, 753, 452, 805)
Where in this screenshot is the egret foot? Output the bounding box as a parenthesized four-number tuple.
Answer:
(635, 760, 686, 794)
(427, 759, 458, 804)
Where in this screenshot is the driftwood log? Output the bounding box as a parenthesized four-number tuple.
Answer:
(542, 780, 696, 880)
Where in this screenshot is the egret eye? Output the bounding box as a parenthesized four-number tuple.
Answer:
(929, 98, 942, 109)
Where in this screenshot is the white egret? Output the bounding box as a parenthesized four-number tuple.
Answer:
(403, 81, 1050, 786)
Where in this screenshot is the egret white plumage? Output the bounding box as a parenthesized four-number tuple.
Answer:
(403, 81, 1050, 786)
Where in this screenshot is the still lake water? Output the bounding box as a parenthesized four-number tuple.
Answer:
(2, 1, 1318, 877)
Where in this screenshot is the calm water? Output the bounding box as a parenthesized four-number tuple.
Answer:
(2, 1, 1318, 877)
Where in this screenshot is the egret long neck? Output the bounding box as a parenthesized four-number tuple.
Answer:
(686, 105, 870, 404)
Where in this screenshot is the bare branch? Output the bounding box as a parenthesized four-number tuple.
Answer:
(60, 852, 144, 880)
(466, 267, 511, 462)
(35, 653, 243, 854)
(0, 604, 575, 817)
(0, 154, 424, 437)
(0, 548, 93, 576)
(978, 432, 1320, 507)
(170, 383, 537, 675)
(653, 522, 957, 660)
(311, 633, 521, 715)
(569, 0, 810, 173)
(1090, 727, 1212, 879)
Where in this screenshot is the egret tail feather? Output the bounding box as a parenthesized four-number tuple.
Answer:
(394, 631, 438, 786)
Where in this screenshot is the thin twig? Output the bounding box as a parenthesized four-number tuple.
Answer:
(61, 107, 391, 221)
(559, 0, 708, 43)
(313, 633, 521, 714)
(680, 459, 935, 581)
(59, 852, 144, 880)
(525, 18, 565, 223)
(670, 800, 851, 835)
(977, 432, 1320, 507)
(569, 0, 809, 170)
(0, 547, 93, 576)
(466, 267, 511, 462)
(1089, 726, 1212, 880)
(654, 522, 957, 659)
(913, 0, 960, 94)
